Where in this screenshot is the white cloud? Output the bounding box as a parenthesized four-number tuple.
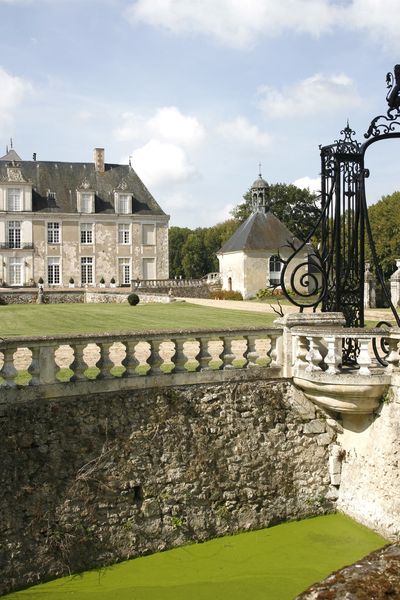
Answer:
(257, 73, 362, 118)
(130, 139, 197, 187)
(344, 0, 400, 51)
(114, 106, 205, 147)
(125, 0, 340, 48)
(217, 117, 271, 147)
(293, 176, 321, 194)
(126, 0, 400, 52)
(0, 67, 32, 133)
(214, 203, 235, 223)
(148, 107, 205, 146)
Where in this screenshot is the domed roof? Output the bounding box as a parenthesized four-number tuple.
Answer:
(251, 174, 269, 190)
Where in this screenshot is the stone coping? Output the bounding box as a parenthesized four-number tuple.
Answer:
(0, 325, 283, 345)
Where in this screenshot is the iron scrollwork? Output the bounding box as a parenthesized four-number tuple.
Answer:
(281, 65, 400, 329)
(364, 64, 400, 140)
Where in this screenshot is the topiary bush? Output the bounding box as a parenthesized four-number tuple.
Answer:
(127, 293, 140, 306)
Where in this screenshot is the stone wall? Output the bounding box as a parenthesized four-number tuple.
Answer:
(0, 379, 336, 595)
(0, 289, 173, 305)
(336, 378, 400, 540)
(0, 290, 84, 304)
(296, 543, 400, 599)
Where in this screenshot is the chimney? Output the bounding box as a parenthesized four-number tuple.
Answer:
(94, 147, 105, 173)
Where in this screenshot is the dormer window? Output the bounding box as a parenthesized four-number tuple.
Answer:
(77, 191, 94, 213)
(47, 191, 56, 201)
(7, 188, 22, 211)
(115, 193, 131, 214)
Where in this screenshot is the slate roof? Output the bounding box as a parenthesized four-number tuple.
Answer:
(0, 149, 22, 162)
(218, 210, 299, 253)
(251, 175, 269, 190)
(0, 159, 166, 216)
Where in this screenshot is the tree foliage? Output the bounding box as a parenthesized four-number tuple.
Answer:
(367, 191, 400, 278)
(168, 183, 320, 279)
(231, 183, 320, 241)
(169, 220, 238, 278)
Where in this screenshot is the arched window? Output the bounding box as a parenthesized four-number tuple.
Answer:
(269, 255, 282, 286)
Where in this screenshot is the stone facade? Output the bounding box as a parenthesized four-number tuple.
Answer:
(0, 147, 169, 288)
(0, 379, 336, 595)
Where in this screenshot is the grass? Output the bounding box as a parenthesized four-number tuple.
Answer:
(0, 302, 277, 338)
(3, 514, 387, 600)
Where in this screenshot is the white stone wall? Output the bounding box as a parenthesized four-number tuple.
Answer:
(337, 385, 400, 540)
(218, 248, 310, 300)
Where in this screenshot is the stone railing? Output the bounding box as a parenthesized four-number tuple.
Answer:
(1, 314, 398, 413)
(0, 326, 283, 400)
(132, 278, 207, 289)
(290, 325, 399, 414)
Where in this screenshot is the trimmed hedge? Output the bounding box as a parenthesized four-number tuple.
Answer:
(127, 293, 140, 306)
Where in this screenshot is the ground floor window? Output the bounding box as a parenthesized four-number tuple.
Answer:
(8, 258, 23, 286)
(119, 258, 131, 285)
(48, 257, 60, 285)
(269, 255, 283, 286)
(81, 257, 93, 285)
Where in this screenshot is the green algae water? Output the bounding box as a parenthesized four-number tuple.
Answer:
(5, 514, 387, 600)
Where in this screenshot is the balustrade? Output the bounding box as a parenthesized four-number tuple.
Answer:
(0, 327, 282, 390)
(2, 325, 397, 405)
(292, 327, 399, 378)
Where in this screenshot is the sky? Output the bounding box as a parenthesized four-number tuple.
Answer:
(0, 0, 400, 227)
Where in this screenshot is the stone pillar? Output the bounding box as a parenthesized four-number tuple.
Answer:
(390, 259, 400, 307)
(364, 262, 376, 308)
(274, 312, 346, 378)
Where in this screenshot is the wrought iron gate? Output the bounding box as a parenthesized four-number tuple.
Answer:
(281, 65, 400, 328)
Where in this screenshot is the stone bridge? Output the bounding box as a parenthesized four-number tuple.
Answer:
(1, 312, 400, 595)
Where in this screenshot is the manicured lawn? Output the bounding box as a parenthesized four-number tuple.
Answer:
(0, 302, 277, 337)
(3, 514, 387, 600)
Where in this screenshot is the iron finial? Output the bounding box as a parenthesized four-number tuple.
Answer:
(258, 162, 262, 177)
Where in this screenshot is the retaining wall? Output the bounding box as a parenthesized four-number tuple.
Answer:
(0, 378, 336, 595)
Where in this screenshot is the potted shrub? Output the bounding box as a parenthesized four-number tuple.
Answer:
(69, 277, 75, 288)
(110, 277, 116, 288)
(38, 277, 44, 285)
(99, 276, 105, 288)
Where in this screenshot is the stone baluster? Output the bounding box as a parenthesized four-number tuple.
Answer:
(223, 335, 237, 369)
(305, 335, 323, 372)
(123, 340, 141, 377)
(96, 341, 116, 379)
(2, 346, 18, 387)
(197, 336, 212, 371)
(70, 342, 88, 381)
(211, 338, 224, 370)
(268, 334, 280, 368)
(294, 335, 309, 373)
(385, 336, 400, 373)
(146, 339, 164, 375)
(28, 345, 40, 386)
(323, 335, 341, 374)
(38, 344, 58, 384)
(172, 338, 189, 372)
(246, 334, 261, 368)
(357, 336, 372, 376)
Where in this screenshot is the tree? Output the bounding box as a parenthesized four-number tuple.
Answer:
(169, 220, 238, 279)
(181, 230, 207, 278)
(203, 220, 238, 273)
(367, 191, 400, 278)
(231, 183, 320, 241)
(169, 226, 192, 278)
